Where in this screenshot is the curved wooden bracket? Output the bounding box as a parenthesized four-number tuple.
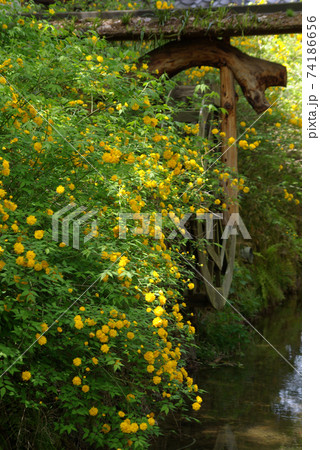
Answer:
(141, 38, 286, 113)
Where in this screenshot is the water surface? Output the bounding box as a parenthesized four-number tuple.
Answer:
(153, 297, 302, 449)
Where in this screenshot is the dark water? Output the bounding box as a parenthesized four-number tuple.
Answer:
(153, 297, 302, 449)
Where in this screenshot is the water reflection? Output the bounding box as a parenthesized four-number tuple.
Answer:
(272, 345, 302, 420)
(152, 297, 301, 449)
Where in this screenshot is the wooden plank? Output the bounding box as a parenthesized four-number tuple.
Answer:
(194, 221, 226, 310)
(170, 85, 196, 101)
(206, 243, 222, 270)
(173, 110, 199, 123)
(26, 8, 302, 40)
(220, 54, 238, 221)
(222, 234, 237, 299)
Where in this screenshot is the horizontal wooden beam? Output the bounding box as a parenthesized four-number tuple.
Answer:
(24, 5, 302, 39)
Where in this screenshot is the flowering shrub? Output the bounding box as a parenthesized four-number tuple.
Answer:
(0, 5, 301, 449)
(0, 11, 218, 449)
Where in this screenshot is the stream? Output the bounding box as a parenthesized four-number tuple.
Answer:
(153, 296, 302, 449)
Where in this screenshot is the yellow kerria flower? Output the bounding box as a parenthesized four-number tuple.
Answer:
(16, 256, 24, 266)
(72, 376, 81, 386)
(34, 230, 44, 239)
(130, 423, 139, 433)
(82, 385, 90, 393)
(26, 250, 36, 260)
(34, 263, 42, 271)
(152, 317, 162, 327)
(14, 242, 24, 254)
(101, 423, 111, 433)
(22, 371, 31, 381)
(89, 407, 98, 416)
(101, 344, 109, 353)
(188, 283, 194, 290)
(27, 259, 35, 268)
(145, 292, 155, 302)
(41, 323, 48, 332)
(26, 215, 37, 225)
(192, 402, 201, 411)
(140, 423, 148, 430)
(153, 306, 164, 317)
(56, 185, 65, 194)
(34, 142, 42, 152)
(36, 333, 47, 345)
(73, 357, 82, 366)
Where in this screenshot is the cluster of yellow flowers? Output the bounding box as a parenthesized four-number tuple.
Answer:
(156, 1, 174, 10)
(143, 115, 159, 127)
(283, 189, 300, 205)
(1, 158, 10, 176)
(184, 124, 199, 135)
(120, 417, 151, 433)
(184, 66, 215, 82)
(68, 300, 201, 426)
(35, 332, 47, 346)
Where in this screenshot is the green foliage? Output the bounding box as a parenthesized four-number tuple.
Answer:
(194, 33, 301, 358)
(0, 12, 213, 449)
(196, 309, 250, 359)
(229, 34, 301, 318)
(0, 6, 302, 448)
(254, 244, 297, 308)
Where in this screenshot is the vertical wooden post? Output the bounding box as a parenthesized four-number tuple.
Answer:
(220, 57, 238, 223)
